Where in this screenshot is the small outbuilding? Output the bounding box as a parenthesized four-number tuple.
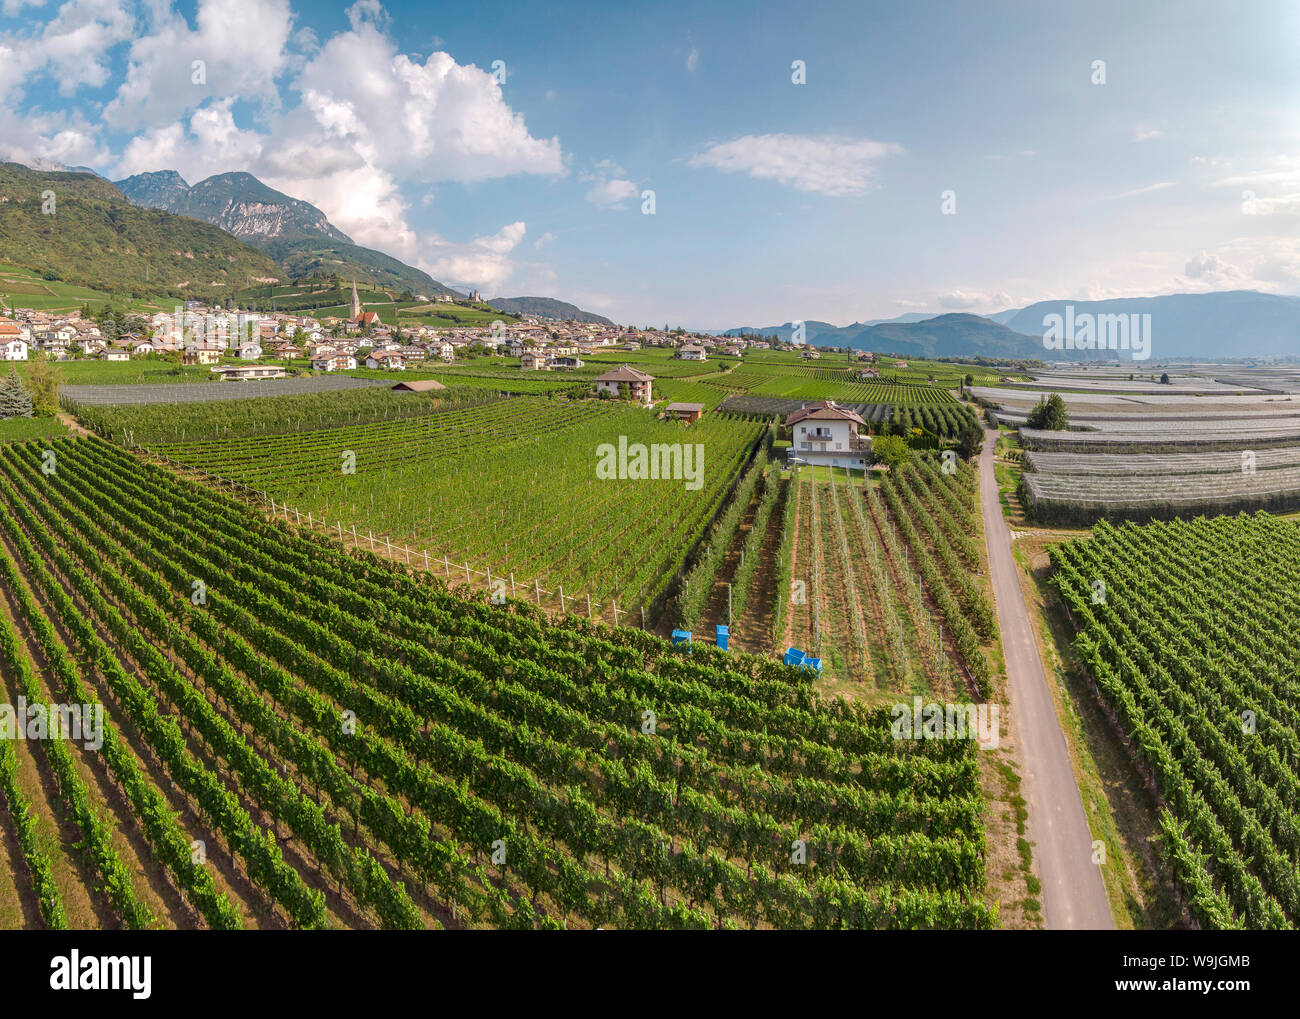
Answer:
(664, 401, 705, 423)
(391, 379, 448, 392)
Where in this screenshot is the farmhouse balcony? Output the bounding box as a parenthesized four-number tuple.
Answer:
(798, 433, 869, 452)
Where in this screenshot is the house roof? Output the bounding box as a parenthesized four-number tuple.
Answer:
(391, 379, 447, 392)
(594, 364, 655, 383)
(665, 402, 704, 413)
(786, 401, 868, 427)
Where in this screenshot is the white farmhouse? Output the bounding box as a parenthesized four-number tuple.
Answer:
(312, 353, 357, 372)
(785, 401, 872, 470)
(0, 321, 28, 360)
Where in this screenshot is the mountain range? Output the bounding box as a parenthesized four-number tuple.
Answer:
(0, 162, 281, 298)
(725, 291, 1300, 360)
(114, 170, 459, 298)
(486, 296, 614, 325)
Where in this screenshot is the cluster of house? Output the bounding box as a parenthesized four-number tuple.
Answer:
(3, 275, 877, 373)
(515, 334, 752, 371)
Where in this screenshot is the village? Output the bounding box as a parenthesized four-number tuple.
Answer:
(0, 280, 825, 378)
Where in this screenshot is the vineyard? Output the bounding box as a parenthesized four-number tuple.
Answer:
(719, 397, 980, 439)
(142, 397, 767, 617)
(0, 436, 994, 929)
(1051, 514, 1300, 929)
(783, 457, 994, 700)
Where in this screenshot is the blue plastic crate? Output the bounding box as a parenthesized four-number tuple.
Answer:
(716, 624, 730, 651)
(802, 656, 824, 675)
(671, 629, 693, 650)
(784, 647, 806, 667)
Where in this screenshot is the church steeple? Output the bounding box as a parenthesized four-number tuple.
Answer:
(349, 279, 363, 320)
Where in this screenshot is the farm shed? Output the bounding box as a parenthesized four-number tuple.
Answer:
(664, 402, 705, 423)
(391, 379, 448, 392)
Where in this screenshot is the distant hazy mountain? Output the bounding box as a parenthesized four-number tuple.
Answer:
(846, 314, 1045, 359)
(721, 313, 1040, 357)
(114, 170, 456, 297)
(857, 312, 941, 327)
(995, 292, 1300, 359)
(722, 312, 941, 344)
(726, 292, 1300, 359)
(487, 296, 614, 325)
(722, 320, 844, 343)
(0, 162, 280, 298)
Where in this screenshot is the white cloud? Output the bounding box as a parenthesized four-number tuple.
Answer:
(0, 106, 108, 168)
(685, 47, 699, 72)
(423, 221, 528, 292)
(533, 231, 555, 249)
(1182, 251, 1243, 286)
(0, 0, 134, 102)
(1180, 239, 1300, 293)
(1134, 125, 1165, 141)
(586, 178, 638, 206)
(2, 0, 47, 16)
(579, 158, 639, 209)
(346, 0, 387, 30)
(288, 19, 563, 184)
(1210, 155, 1300, 216)
(105, 0, 294, 129)
(1107, 181, 1177, 200)
(97, 1, 568, 293)
(688, 134, 903, 196)
(935, 289, 1014, 312)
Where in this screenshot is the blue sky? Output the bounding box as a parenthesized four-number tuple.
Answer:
(2, 0, 1297, 327)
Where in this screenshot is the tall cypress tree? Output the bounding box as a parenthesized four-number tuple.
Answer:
(0, 367, 34, 419)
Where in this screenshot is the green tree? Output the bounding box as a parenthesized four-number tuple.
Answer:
(0, 367, 34, 419)
(955, 417, 984, 459)
(870, 433, 912, 468)
(1026, 392, 1068, 430)
(23, 354, 63, 416)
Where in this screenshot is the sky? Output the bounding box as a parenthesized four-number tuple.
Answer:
(1, 0, 1298, 328)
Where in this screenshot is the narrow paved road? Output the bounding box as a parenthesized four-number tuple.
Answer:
(980, 429, 1113, 929)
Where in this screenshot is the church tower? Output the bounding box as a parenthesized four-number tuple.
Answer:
(349, 279, 363, 321)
